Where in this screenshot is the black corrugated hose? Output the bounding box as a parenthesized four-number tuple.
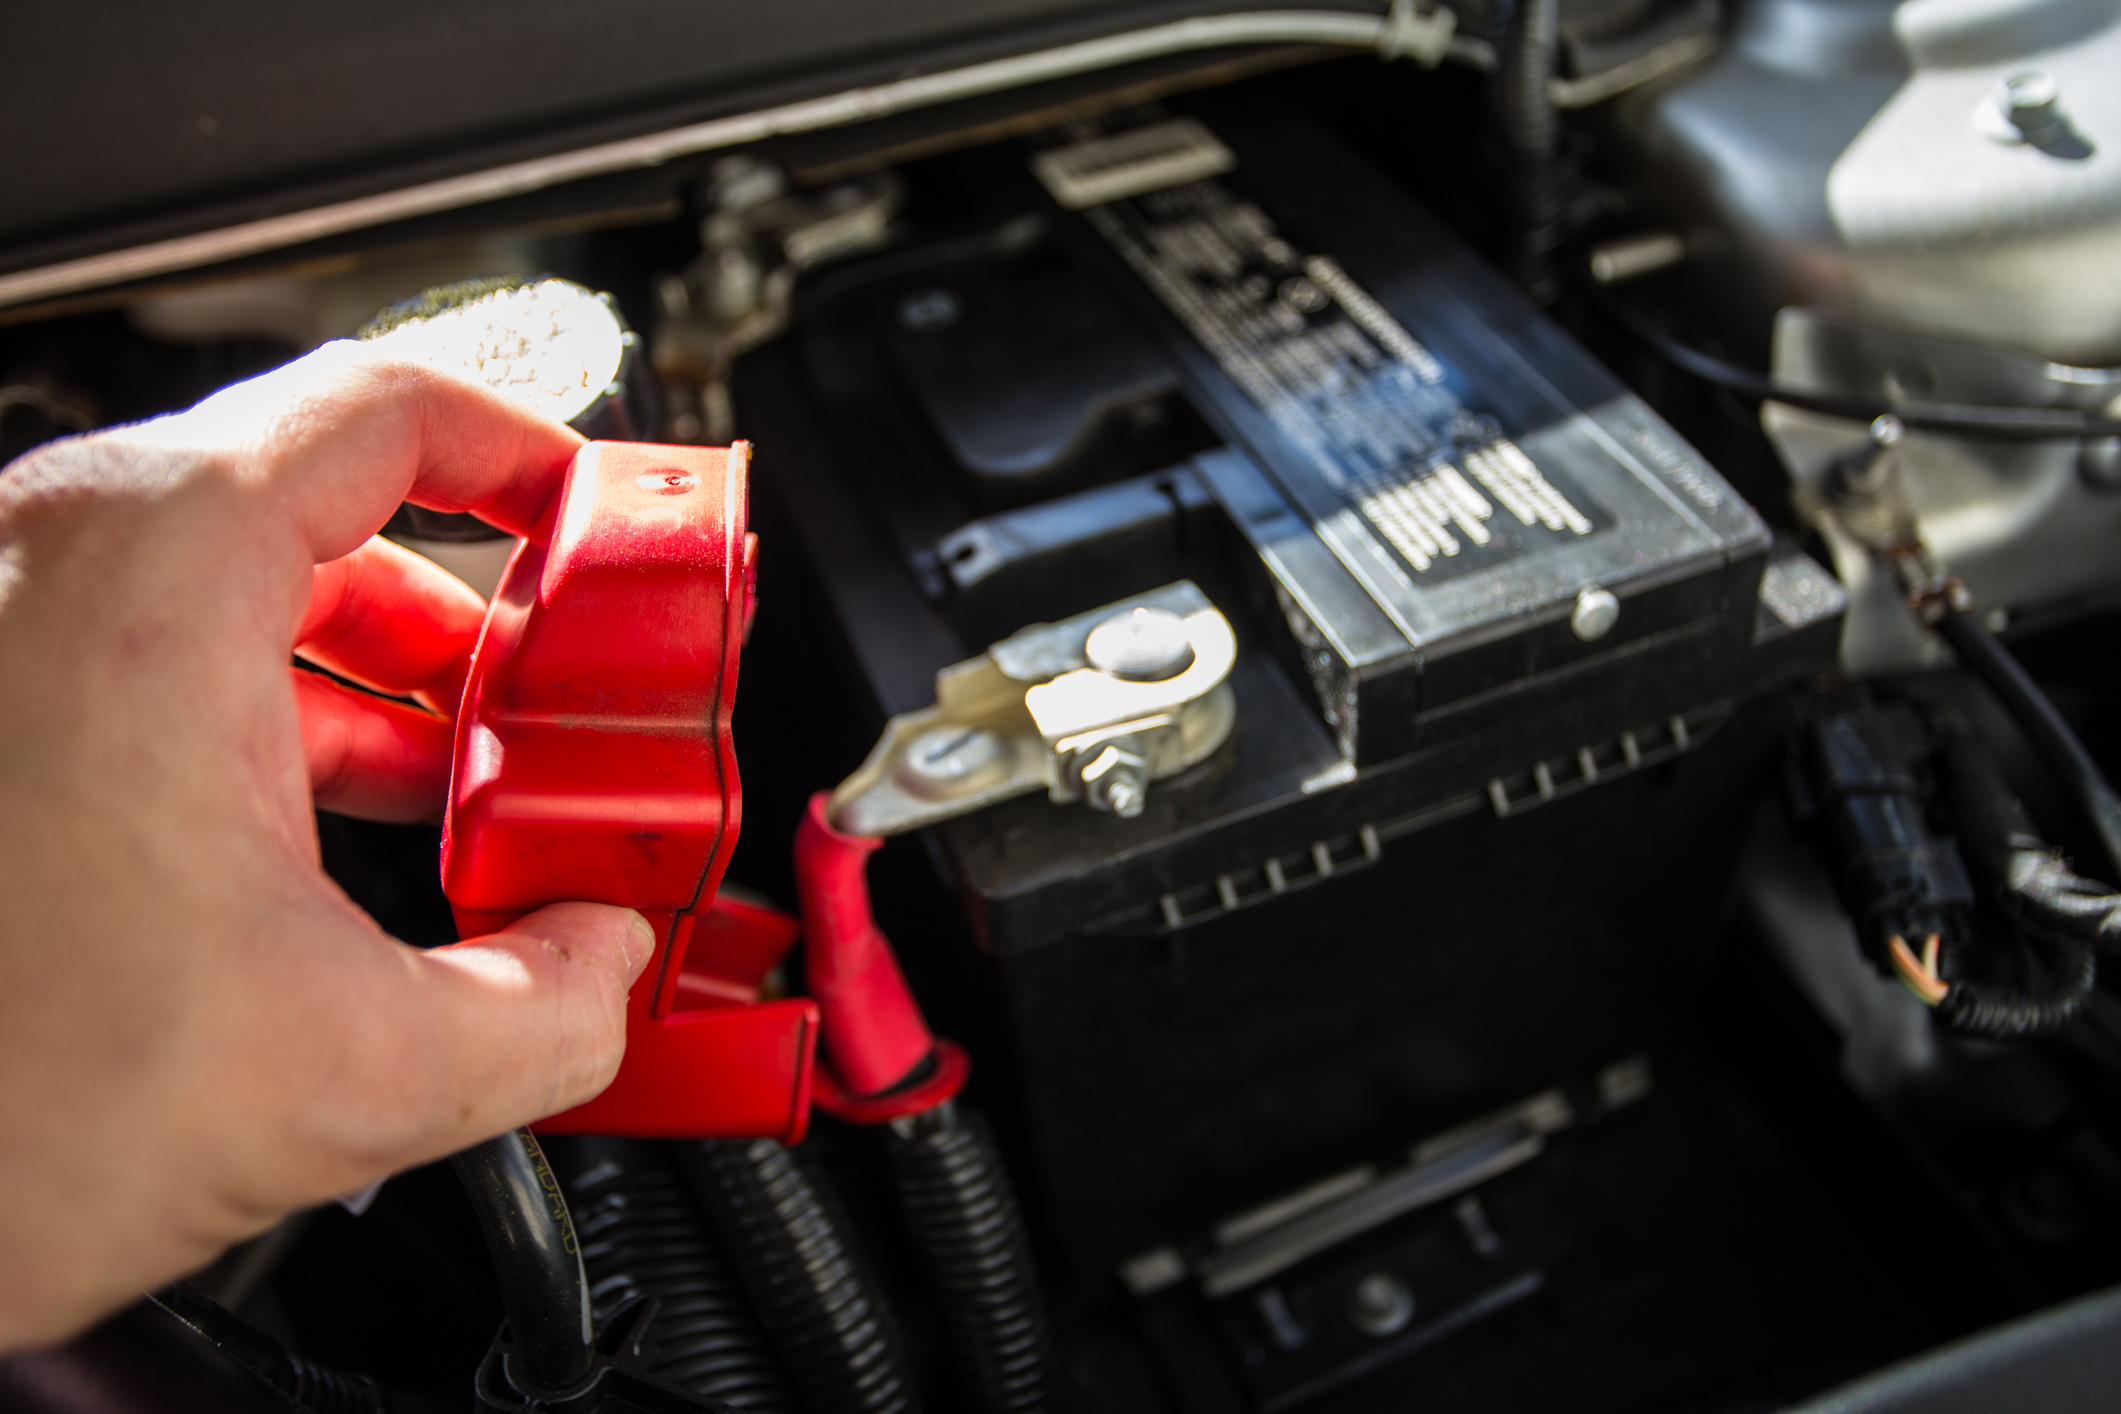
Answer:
(883, 1101, 1052, 1414)
(1487, 0, 1564, 304)
(555, 1138, 793, 1413)
(1939, 731, 2102, 1037)
(151, 1284, 403, 1414)
(681, 1139, 921, 1414)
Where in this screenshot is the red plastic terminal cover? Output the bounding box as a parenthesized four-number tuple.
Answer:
(441, 441, 816, 1142)
(795, 793, 970, 1124)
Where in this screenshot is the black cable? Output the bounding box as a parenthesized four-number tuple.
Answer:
(1800, 695, 2098, 1038)
(1946, 732, 2121, 944)
(883, 1102, 1052, 1414)
(1935, 609, 2121, 887)
(151, 1284, 403, 1414)
(1488, 0, 1563, 304)
(1592, 290, 2121, 442)
(451, 1128, 596, 1397)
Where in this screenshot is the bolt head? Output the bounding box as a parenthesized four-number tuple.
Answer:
(1086, 606, 1195, 681)
(1995, 70, 2065, 142)
(2005, 71, 2059, 118)
(896, 725, 1009, 798)
(1346, 1272, 1414, 1338)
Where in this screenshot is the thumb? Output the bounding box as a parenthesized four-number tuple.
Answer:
(401, 903, 654, 1147)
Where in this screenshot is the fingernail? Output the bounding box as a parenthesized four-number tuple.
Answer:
(623, 913, 655, 981)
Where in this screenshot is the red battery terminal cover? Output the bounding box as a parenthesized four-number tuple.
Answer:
(441, 440, 817, 1143)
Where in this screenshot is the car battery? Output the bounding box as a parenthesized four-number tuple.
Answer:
(733, 97, 1844, 1261)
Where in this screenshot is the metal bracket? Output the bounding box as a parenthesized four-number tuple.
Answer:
(829, 581, 1238, 837)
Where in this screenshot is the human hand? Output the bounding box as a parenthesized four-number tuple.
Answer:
(0, 341, 653, 1350)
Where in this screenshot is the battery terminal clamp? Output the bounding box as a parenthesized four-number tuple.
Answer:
(829, 581, 1238, 836)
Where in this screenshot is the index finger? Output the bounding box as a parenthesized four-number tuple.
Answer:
(145, 340, 584, 563)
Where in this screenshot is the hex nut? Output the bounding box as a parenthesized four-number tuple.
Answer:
(1077, 737, 1150, 818)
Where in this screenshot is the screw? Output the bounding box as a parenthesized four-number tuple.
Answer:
(896, 725, 1007, 798)
(1345, 1271, 1414, 1338)
(1100, 772, 1145, 818)
(2003, 71, 2064, 142)
(1837, 416, 1905, 504)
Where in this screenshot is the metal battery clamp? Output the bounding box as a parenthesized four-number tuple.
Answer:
(828, 581, 1238, 837)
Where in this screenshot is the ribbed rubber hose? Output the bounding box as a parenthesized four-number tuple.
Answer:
(884, 1103, 1052, 1414)
(1933, 732, 2100, 1038)
(152, 1284, 402, 1414)
(557, 1138, 793, 1413)
(681, 1139, 920, 1414)
(1488, 0, 1563, 304)
(1936, 943, 2095, 1038)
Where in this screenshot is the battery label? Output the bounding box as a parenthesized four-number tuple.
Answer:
(1071, 164, 1607, 584)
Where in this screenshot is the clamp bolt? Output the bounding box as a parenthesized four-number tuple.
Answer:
(1086, 606, 1196, 681)
(896, 725, 1008, 798)
(1346, 1271, 1415, 1337)
(1077, 736, 1150, 818)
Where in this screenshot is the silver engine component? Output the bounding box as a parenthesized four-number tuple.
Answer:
(1604, 0, 2121, 366)
(1769, 307, 2121, 672)
(1602, 0, 2121, 673)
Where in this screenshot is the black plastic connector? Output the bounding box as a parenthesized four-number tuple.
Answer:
(473, 1298, 742, 1414)
(1794, 692, 2097, 1038)
(1796, 696, 1974, 969)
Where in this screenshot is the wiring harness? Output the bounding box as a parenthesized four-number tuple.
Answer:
(1797, 696, 2103, 1039)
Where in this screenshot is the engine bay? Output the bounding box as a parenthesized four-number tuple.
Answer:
(7, 3, 2121, 1409)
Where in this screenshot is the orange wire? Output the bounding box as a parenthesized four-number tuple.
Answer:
(1888, 933, 1949, 1006)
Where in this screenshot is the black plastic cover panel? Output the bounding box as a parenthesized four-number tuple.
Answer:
(2, 0, 1364, 271)
(1789, 1283, 2121, 1414)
